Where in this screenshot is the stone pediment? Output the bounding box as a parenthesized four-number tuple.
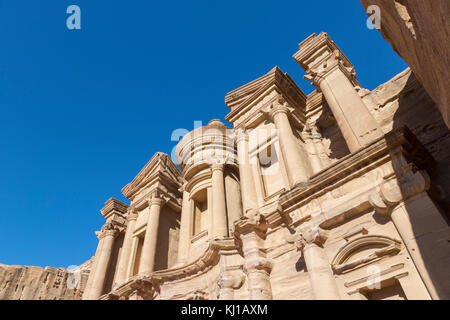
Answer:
(331, 235, 402, 275)
(122, 152, 182, 201)
(225, 66, 307, 125)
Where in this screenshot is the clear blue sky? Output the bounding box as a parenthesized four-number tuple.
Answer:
(0, 1, 407, 268)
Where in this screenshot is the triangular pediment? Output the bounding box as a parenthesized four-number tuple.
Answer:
(225, 66, 307, 125)
(121, 152, 182, 200)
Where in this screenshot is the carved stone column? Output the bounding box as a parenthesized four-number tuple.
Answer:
(236, 132, 258, 213)
(114, 208, 138, 286)
(235, 214, 273, 300)
(295, 227, 340, 300)
(89, 222, 119, 299)
(217, 270, 245, 300)
(82, 230, 105, 299)
(294, 33, 383, 153)
(370, 165, 450, 299)
(211, 162, 228, 238)
(269, 100, 310, 185)
(139, 194, 165, 275)
(177, 186, 192, 265)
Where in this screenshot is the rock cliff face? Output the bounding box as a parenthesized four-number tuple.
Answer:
(361, 0, 450, 128)
(0, 260, 91, 300)
(360, 68, 450, 219)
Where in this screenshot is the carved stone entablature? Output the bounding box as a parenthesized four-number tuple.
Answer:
(225, 66, 307, 130)
(293, 32, 359, 89)
(331, 235, 402, 275)
(131, 183, 181, 213)
(100, 197, 129, 220)
(278, 126, 433, 227)
(121, 152, 182, 205)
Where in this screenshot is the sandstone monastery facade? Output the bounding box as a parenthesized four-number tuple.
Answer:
(1, 30, 449, 300)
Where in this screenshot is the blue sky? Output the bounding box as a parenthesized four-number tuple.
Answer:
(0, 1, 407, 268)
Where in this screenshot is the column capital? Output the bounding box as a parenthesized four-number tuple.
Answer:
(97, 221, 120, 240)
(244, 257, 273, 274)
(127, 211, 138, 222)
(293, 32, 358, 88)
(217, 270, 245, 290)
(148, 197, 165, 207)
(233, 212, 267, 235)
(293, 227, 328, 250)
(211, 162, 225, 172)
(369, 167, 430, 215)
(235, 131, 249, 144)
(268, 98, 290, 120)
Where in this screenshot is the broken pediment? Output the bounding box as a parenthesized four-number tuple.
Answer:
(225, 66, 307, 126)
(331, 235, 402, 275)
(121, 152, 182, 201)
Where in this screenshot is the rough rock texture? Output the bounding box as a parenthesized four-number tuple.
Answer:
(361, 68, 450, 219)
(0, 261, 91, 300)
(361, 0, 450, 128)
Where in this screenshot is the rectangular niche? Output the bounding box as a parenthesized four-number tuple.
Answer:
(192, 188, 208, 237)
(258, 142, 285, 198)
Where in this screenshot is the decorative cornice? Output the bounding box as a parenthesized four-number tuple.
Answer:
(279, 126, 432, 215)
(122, 152, 182, 200)
(225, 66, 307, 127)
(100, 198, 129, 219)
